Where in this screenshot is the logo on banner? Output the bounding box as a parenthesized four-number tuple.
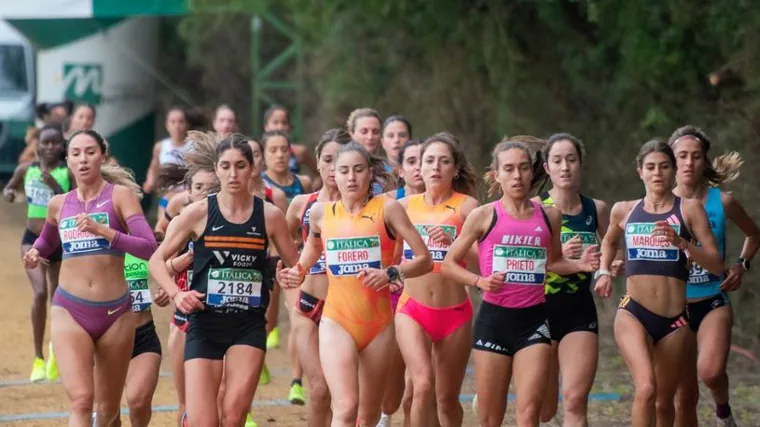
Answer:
(63, 63, 103, 105)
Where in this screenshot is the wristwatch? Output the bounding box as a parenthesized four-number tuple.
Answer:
(594, 269, 611, 280)
(386, 265, 400, 283)
(737, 257, 751, 272)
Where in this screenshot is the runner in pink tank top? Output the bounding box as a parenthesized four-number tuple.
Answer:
(441, 137, 599, 427)
(478, 199, 552, 308)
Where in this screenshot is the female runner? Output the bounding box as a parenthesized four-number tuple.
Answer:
(3, 123, 73, 382)
(380, 115, 412, 173)
(263, 104, 318, 178)
(258, 130, 310, 399)
(347, 108, 383, 155)
(213, 105, 238, 137)
(594, 140, 724, 427)
(23, 129, 157, 426)
(156, 160, 218, 426)
(143, 107, 190, 219)
(67, 104, 96, 134)
(280, 142, 433, 426)
(285, 128, 350, 426)
(149, 132, 300, 427)
(442, 137, 599, 427)
(395, 132, 479, 427)
(668, 126, 759, 427)
(261, 130, 312, 201)
(379, 139, 426, 427)
(537, 133, 609, 426)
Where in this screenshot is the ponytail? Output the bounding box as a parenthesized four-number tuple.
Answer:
(101, 159, 143, 199)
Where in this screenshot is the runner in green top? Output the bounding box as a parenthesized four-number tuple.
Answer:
(533, 133, 610, 426)
(2, 123, 73, 383)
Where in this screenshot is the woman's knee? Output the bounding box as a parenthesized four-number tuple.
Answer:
(411, 373, 434, 402)
(32, 287, 48, 305)
(634, 381, 656, 405)
(69, 390, 95, 414)
(561, 389, 589, 416)
(516, 400, 542, 425)
(126, 387, 153, 414)
(332, 396, 359, 422)
(436, 392, 462, 417)
(310, 380, 331, 410)
(698, 364, 727, 390)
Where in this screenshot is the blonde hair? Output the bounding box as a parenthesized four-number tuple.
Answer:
(183, 130, 223, 194)
(102, 159, 143, 199)
(668, 125, 743, 187)
(346, 108, 382, 134)
(484, 135, 548, 198)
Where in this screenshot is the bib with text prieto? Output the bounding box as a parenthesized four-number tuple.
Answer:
(493, 245, 547, 286)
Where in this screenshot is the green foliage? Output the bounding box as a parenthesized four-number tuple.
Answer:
(171, 0, 760, 339)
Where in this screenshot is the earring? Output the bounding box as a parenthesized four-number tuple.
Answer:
(454, 174, 460, 179)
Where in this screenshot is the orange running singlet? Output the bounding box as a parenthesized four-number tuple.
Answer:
(322, 195, 396, 351)
(402, 192, 467, 273)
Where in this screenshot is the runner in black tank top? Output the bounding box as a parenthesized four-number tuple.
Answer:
(594, 141, 723, 427)
(149, 133, 300, 427)
(186, 194, 270, 359)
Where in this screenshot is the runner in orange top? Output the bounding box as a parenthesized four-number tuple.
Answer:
(279, 142, 432, 427)
(285, 128, 350, 427)
(395, 133, 480, 427)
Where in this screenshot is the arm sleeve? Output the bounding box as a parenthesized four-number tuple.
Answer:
(111, 214, 158, 260)
(32, 222, 61, 259)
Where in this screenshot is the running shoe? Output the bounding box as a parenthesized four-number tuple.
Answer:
(289, 382, 306, 405)
(46, 342, 59, 381)
(259, 363, 271, 385)
(472, 394, 478, 417)
(91, 411, 97, 427)
(716, 414, 737, 427)
(245, 413, 258, 427)
(181, 412, 188, 427)
(266, 327, 280, 349)
(375, 413, 391, 427)
(30, 358, 45, 382)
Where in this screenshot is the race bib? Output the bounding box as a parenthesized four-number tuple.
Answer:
(625, 223, 680, 262)
(688, 261, 720, 285)
(206, 268, 263, 308)
(403, 224, 456, 263)
(128, 279, 152, 312)
(310, 254, 327, 275)
(493, 245, 547, 286)
(325, 236, 382, 276)
(59, 213, 111, 254)
(560, 231, 597, 259)
(24, 180, 54, 207)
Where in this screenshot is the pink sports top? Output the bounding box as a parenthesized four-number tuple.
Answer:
(478, 200, 552, 308)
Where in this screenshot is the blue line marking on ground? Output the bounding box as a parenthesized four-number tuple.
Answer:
(0, 394, 622, 422)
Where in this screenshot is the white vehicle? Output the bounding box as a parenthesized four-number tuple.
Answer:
(0, 19, 35, 175)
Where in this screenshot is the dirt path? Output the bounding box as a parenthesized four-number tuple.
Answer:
(0, 202, 757, 425)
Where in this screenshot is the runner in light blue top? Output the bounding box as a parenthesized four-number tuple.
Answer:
(670, 125, 760, 427)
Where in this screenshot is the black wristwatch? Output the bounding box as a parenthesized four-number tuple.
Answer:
(737, 257, 751, 272)
(386, 265, 400, 283)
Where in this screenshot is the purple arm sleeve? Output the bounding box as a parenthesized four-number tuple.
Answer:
(111, 214, 158, 260)
(32, 222, 61, 259)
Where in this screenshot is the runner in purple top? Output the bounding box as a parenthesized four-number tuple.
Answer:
(23, 129, 157, 427)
